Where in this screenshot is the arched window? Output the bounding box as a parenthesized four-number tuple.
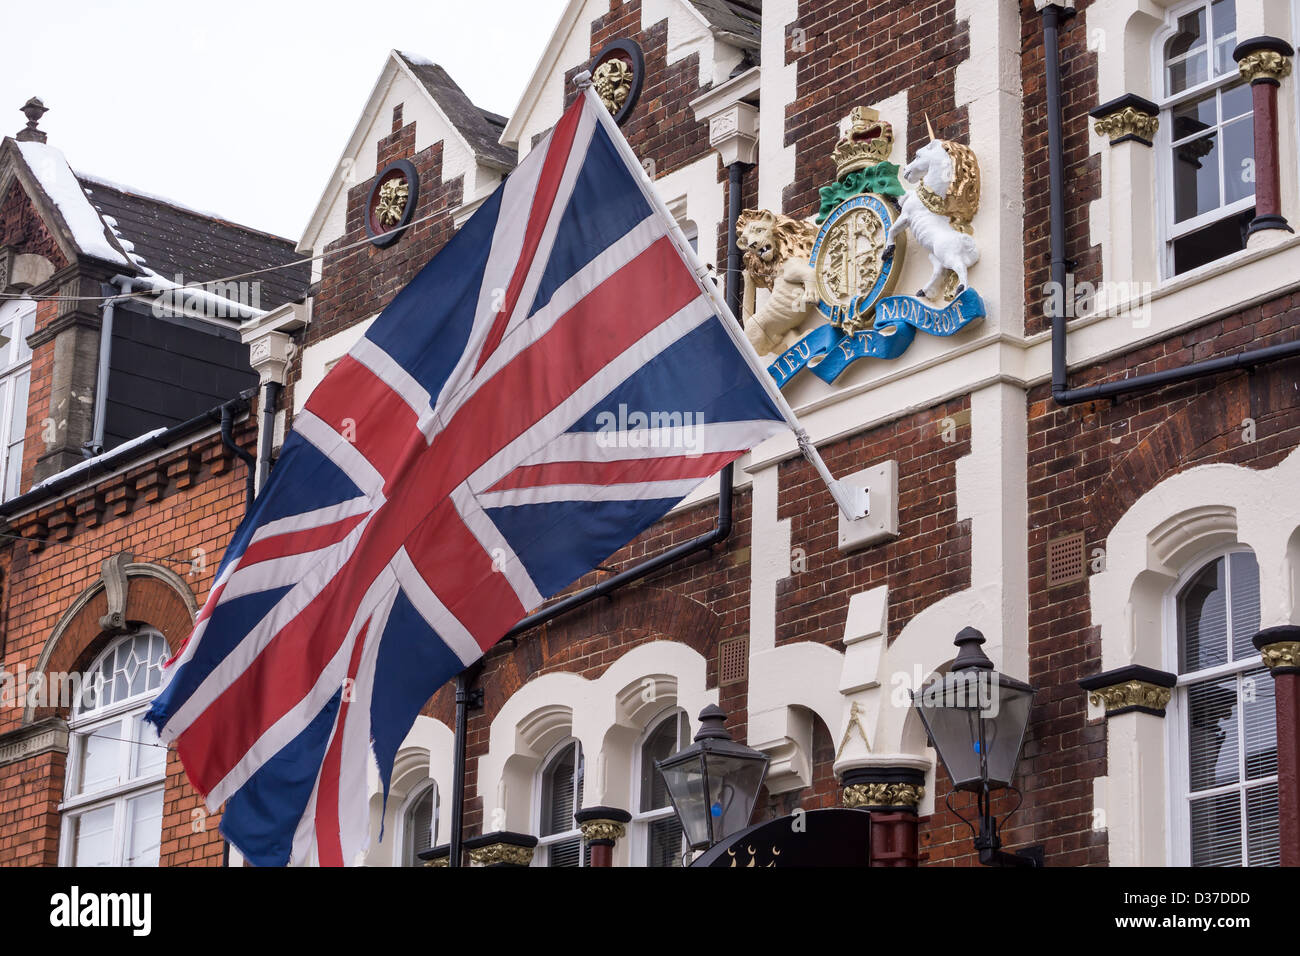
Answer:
(1168, 549, 1278, 865)
(397, 780, 438, 867)
(535, 739, 585, 866)
(632, 708, 689, 867)
(59, 629, 170, 867)
(0, 297, 35, 501)
(1157, 0, 1253, 274)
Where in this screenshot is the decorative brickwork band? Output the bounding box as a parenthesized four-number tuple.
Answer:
(1234, 38, 1295, 239)
(417, 843, 451, 867)
(1079, 665, 1177, 717)
(463, 831, 538, 868)
(1253, 626, 1300, 865)
(1089, 93, 1160, 147)
(574, 806, 632, 868)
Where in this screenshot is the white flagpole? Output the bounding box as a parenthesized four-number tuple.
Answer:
(575, 73, 869, 521)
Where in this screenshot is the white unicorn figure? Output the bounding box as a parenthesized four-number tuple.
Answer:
(882, 119, 981, 303)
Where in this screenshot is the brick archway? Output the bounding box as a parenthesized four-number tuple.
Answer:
(24, 562, 198, 724)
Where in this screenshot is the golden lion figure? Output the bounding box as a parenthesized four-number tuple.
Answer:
(735, 209, 820, 356)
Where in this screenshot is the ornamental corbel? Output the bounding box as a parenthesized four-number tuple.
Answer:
(1089, 94, 1160, 147)
(1079, 665, 1177, 717)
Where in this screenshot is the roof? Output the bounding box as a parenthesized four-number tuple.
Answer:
(11, 141, 133, 267)
(395, 52, 516, 172)
(78, 176, 310, 310)
(687, 0, 762, 51)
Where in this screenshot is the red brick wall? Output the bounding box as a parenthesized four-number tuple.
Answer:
(782, 0, 972, 218)
(1020, 0, 1102, 336)
(0, 421, 255, 866)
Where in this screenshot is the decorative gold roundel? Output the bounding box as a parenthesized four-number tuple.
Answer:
(810, 194, 903, 329)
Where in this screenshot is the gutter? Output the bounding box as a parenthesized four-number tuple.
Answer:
(0, 390, 256, 520)
(1041, 3, 1300, 405)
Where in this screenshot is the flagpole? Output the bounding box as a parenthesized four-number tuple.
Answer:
(575, 74, 869, 522)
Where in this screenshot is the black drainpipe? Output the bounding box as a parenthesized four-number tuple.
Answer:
(257, 381, 282, 494)
(444, 159, 754, 860)
(221, 402, 257, 511)
(1041, 3, 1300, 405)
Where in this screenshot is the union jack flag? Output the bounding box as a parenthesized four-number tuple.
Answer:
(145, 88, 793, 865)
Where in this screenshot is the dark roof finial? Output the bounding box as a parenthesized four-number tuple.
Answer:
(17, 97, 48, 143)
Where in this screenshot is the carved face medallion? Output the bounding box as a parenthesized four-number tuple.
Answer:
(365, 160, 420, 248)
(375, 177, 409, 227)
(593, 58, 634, 115)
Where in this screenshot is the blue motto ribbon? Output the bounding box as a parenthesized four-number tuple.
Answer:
(766, 286, 985, 387)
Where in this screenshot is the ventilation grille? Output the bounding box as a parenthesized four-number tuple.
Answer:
(719, 637, 748, 686)
(1046, 532, 1087, 587)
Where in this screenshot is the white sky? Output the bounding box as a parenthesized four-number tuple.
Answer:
(1, 0, 570, 240)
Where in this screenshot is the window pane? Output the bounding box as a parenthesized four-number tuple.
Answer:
(77, 722, 121, 796)
(1221, 82, 1252, 121)
(540, 743, 576, 837)
(403, 786, 435, 866)
(647, 815, 685, 868)
(1228, 552, 1261, 660)
(1186, 676, 1239, 791)
(1221, 116, 1255, 208)
(1166, 8, 1208, 94)
(1190, 790, 1242, 866)
(1179, 558, 1228, 671)
(1211, 0, 1237, 76)
(1171, 95, 1216, 142)
(72, 805, 117, 867)
(1242, 668, 1276, 780)
(1172, 207, 1252, 274)
(547, 835, 583, 867)
(7, 369, 27, 440)
(1172, 133, 1221, 223)
(4, 438, 22, 501)
(17, 309, 33, 363)
(640, 714, 681, 812)
(124, 789, 163, 866)
(0, 323, 12, 367)
(1245, 782, 1280, 866)
(132, 715, 168, 781)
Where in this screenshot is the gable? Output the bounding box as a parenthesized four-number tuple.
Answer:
(298, 52, 514, 270)
(501, 0, 752, 160)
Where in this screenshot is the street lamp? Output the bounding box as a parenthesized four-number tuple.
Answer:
(911, 627, 1042, 867)
(657, 704, 769, 852)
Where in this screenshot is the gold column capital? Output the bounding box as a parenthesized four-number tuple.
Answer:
(1238, 49, 1292, 84)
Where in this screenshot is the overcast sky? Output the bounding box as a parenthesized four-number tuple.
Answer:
(1, 0, 569, 240)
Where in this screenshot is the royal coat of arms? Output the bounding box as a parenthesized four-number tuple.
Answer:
(736, 107, 985, 387)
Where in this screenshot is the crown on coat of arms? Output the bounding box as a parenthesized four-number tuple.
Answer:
(831, 106, 894, 179)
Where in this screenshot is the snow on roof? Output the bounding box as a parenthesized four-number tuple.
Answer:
(15, 141, 132, 267)
(396, 48, 435, 67)
(77, 172, 236, 227)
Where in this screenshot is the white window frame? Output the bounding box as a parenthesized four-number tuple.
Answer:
(1163, 546, 1278, 866)
(1153, 0, 1254, 278)
(0, 297, 35, 502)
(532, 737, 585, 867)
(393, 779, 438, 867)
(629, 706, 689, 867)
(58, 630, 170, 867)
